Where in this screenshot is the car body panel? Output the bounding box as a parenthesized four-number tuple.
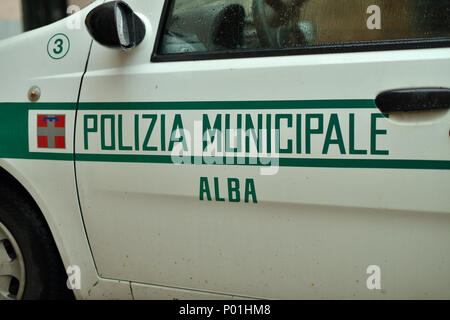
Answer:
(75, 0, 450, 299)
(0, 0, 449, 299)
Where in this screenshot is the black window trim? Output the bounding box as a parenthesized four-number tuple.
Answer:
(151, 0, 450, 63)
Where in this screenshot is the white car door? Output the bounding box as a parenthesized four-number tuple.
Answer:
(75, 0, 450, 299)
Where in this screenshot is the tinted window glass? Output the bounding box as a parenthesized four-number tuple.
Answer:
(158, 0, 450, 55)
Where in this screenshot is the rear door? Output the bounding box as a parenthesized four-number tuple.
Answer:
(75, 0, 450, 299)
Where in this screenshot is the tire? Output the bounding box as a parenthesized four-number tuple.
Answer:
(0, 177, 74, 300)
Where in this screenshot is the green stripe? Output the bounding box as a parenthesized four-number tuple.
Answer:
(1, 99, 376, 111)
(72, 154, 450, 170)
(0, 103, 77, 160)
(1, 101, 447, 170)
(3, 102, 77, 110)
(77, 100, 377, 110)
(28, 153, 74, 161)
(3, 152, 449, 170)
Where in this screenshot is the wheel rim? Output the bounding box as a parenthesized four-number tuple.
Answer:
(0, 222, 25, 300)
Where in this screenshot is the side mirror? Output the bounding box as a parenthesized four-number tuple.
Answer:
(85, 1, 146, 51)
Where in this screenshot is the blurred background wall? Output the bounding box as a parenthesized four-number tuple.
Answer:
(0, 0, 22, 40)
(0, 0, 94, 40)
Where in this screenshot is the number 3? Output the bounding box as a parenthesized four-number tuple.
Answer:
(53, 38, 64, 55)
(47, 34, 70, 59)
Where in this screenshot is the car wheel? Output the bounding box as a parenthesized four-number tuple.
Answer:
(0, 184, 73, 300)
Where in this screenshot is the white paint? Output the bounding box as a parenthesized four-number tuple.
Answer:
(0, 0, 449, 300)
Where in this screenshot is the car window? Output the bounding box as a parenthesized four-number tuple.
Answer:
(157, 0, 450, 55)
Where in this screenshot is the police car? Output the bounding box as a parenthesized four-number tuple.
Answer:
(0, 0, 449, 300)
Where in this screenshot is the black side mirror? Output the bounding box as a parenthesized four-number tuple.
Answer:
(85, 1, 146, 51)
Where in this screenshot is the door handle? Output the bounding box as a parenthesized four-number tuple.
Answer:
(375, 88, 450, 113)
